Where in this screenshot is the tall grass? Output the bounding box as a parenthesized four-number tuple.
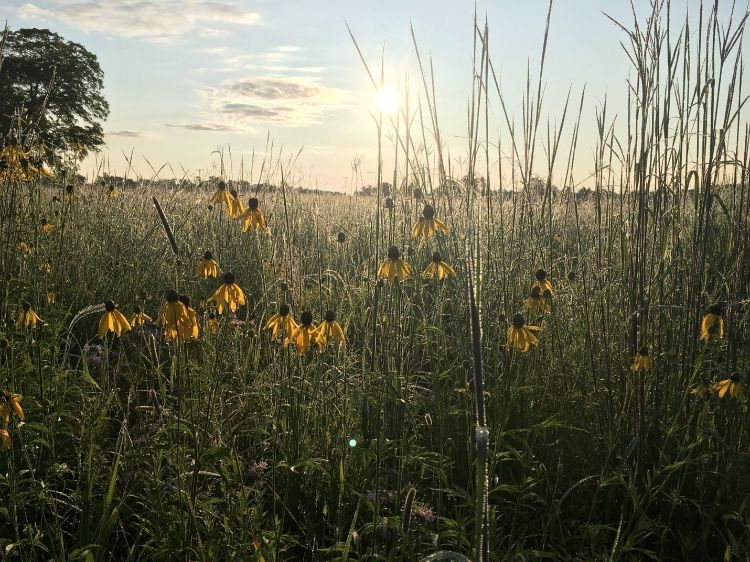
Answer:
(1, 2, 749, 560)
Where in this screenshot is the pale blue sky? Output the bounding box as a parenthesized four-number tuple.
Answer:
(5, 1, 748, 190)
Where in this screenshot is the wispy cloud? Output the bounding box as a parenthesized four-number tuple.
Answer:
(197, 76, 349, 129)
(164, 122, 240, 132)
(16, 1, 260, 41)
(106, 130, 145, 138)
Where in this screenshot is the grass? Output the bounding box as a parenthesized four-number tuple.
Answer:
(1, 2, 750, 560)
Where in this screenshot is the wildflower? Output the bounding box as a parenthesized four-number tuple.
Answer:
(286, 310, 320, 354)
(337, 232, 347, 243)
(378, 246, 412, 282)
(207, 272, 246, 314)
(263, 303, 298, 340)
(64, 184, 79, 199)
(229, 188, 246, 217)
(421, 252, 457, 280)
(17, 240, 32, 254)
(16, 301, 42, 329)
(98, 300, 132, 338)
(240, 197, 268, 231)
(0, 391, 24, 426)
(384, 197, 395, 209)
(211, 181, 240, 217)
(158, 289, 189, 341)
(47, 292, 56, 305)
(567, 271, 577, 282)
(131, 306, 152, 326)
(506, 313, 542, 352)
(630, 347, 653, 372)
(40, 263, 51, 274)
(83, 343, 104, 367)
(412, 205, 449, 240)
(207, 312, 218, 333)
(700, 304, 724, 342)
(404, 187, 424, 201)
(523, 286, 549, 315)
(317, 310, 346, 347)
(713, 372, 744, 399)
(107, 184, 117, 198)
(196, 251, 219, 278)
(0, 429, 9, 452)
(249, 459, 269, 478)
(412, 502, 435, 524)
(41, 218, 54, 234)
(178, 295, 199, 340)
(532, 269, 554, 295)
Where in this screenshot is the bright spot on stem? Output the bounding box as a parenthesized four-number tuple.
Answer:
(348, 438, 358, 448)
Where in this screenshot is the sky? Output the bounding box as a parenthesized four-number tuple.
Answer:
(5, 0, 749, 191)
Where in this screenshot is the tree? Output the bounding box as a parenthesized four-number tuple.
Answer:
(0, 28, 109, 157)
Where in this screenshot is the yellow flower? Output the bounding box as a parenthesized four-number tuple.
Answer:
(263, 304, 298, 340)
(240, 197, 268, 231)
(47, 292, 56, 305)
(107, 184, 118, 198)
(506, 313, 542, 352)
(178, 295, 199, 340)
(285, 311, 320, 354)
(41, 218, 54, 234)
(211, 182, 244, 218)
(64, 184, 80, 200)
(713, 373, 744, 399)
(207, 272, 247, 314)
(422, 252, 457, 280)
(523, 287, 549, 315)
(630, 347, 654, 372)
(0, 392, 24, 426)
(98, 300, 132, 338)
(316, 310, 346, 347)
(131, 306, 152, 326)
(0, 429, 9, 452)
(196, 251, 220, 278)
(17, 240, 33, 254)
(412, 205, 449, 241)
(532, 269, 554, 295)
(378, 246, 412, 282)
(158, 290, 189, 341)
(16, 302, 42, 329)
(207, 312, 219, 333)
(700, 305, 724, 342)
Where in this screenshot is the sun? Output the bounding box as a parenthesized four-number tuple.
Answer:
(374, 85, 398, 114)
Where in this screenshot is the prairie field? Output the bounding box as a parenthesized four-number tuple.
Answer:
(1, 3, 750, 562)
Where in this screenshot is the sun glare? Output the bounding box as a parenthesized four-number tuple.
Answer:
(374, 85, 398, 114)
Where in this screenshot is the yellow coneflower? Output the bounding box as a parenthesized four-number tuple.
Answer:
(523, 286, 549, 315)
(17, 240, 32, 254)
(178, 295, 199, 340)
(316, 310, 346, 347)
(421, 252, 457, 280)
(285, 310, 319, 354)
(630, 347, 654, 372)
(411, 205, 449, 241)
(208, 272, 247, 314)
(506, 313, 542, 352)
(207, 312, 219, 333)
(0, 429, 10, 452)
(98, 300, 132, 338)
(158, 289, 189, 341)
(0, 391, 24, 426)
(240, 197, 268, 231)
(378, 246, 412, 282)
(403, 187, 424, 201)
(64, 184, 79, 200)
(211, 180, 234, 213)
(713, 372, 744, 399)
(16, 301, 42, 329)
(700, 304, 724, 342)
(532, 269, 554, 295)
(41, 218, 54, 234)
(196, 251, 219, 278)
(40, 263, 51, 274)
(263, 303, 298, 340)
(131, 306, 152, 326)
(228, 189, 246, 218)
(47, 292, 56, 305)
(107, 184, 118, 198)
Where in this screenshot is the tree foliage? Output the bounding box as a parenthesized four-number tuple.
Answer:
(0, 28, 109, 155)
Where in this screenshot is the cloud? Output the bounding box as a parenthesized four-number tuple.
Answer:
(224, 78, 320, 99)
(218, 103, 291, 118)
(16, 1, 260, 41)
(106, 129, 144, 138)
(164, 122, 239, 132)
